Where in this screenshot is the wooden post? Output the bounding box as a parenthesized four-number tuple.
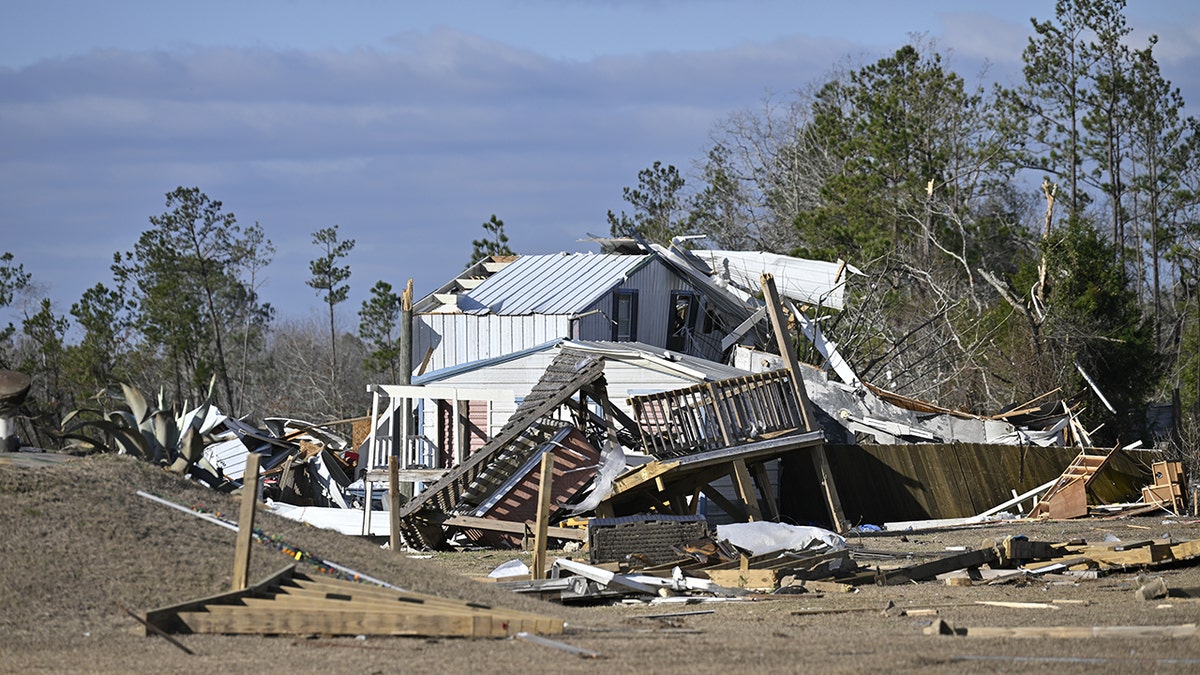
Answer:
(531, 450, 555, 580)
(400, 279, 414, 386)
(398, 280, 415, 501)
(760, 273, 847, 533)
(231, 452, 261, 591)
(760, 273, 815, 430)
(389, 455, 402, 550)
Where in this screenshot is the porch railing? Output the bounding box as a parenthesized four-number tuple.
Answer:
(629, 369, 805, 458)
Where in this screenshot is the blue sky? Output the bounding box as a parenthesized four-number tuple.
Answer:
(2, 0, 1198, 326)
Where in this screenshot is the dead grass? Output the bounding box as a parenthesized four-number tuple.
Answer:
(3, 453, 1200, 673)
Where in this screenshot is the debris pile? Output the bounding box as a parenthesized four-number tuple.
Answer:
(492, 523, 1200, 607)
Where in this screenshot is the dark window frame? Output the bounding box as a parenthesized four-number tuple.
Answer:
(667, 290, 699, 351)
(612, 289, 639, 341)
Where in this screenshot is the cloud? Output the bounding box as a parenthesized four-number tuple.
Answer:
(2, 17, 1198, 328)
(1, 29, 851, 320)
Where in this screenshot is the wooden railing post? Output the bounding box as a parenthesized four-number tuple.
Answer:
(231, 452, 261, 591)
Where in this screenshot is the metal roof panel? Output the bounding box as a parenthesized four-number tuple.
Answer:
(464, 253, 653, 315)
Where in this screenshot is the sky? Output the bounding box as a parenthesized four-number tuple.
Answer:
(2, 0, 1199, 329)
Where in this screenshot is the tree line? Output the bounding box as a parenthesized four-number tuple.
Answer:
(605, 1, 1198, 456)
(0, 185, 516, 449)
(1, 0, 1196, 465)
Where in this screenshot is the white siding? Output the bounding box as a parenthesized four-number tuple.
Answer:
(414, 314, 570, 373)
(573, 261, 715, 355)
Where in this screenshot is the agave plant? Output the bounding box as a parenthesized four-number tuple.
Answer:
(60, 382, 226, 478)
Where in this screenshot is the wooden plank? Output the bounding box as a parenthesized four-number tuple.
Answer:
(437, 514, 585, 541)
(177, 606, 486, 638)
(280, 583, 558, 626)
(706, 382, 735, 447)
(849, 548, 999, 586)
(239, 595, 483, 615)
(231, 452, 261, 591)
(961, 624, 1200, 639)
(611, 460, 680, 493)
(235, 596, 555, 635)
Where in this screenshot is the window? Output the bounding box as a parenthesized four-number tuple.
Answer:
(612, 290, 638, 341)
(667, 291, 698, 351)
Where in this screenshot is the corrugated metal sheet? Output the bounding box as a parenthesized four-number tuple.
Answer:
(463, 253, 653, 315)
(688, 249, 860, 310)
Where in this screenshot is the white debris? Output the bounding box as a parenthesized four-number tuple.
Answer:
(715, 522, 845, 556)
(488, 559, 531, 578)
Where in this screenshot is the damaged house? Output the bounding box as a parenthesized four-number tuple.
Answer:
(333, 239, 1166, 548)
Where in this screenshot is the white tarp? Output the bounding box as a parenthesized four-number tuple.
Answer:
(715, 521, 845, 556)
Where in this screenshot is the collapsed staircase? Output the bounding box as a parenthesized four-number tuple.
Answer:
(1029, 449, 1114, 519)
(396, 350, 609, 548)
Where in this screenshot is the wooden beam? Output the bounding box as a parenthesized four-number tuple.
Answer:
(700, 483, 747, 521)
(760, 273, 814, 430)
(857, 547, 1000, 586)
(750, 461, 779, 521)
(400, 279, 413, 384)
(231, 452, 261, 591)
(532, 451, 555, 579)
(435, 515, 585, 541)
(729, 458, 763, 521)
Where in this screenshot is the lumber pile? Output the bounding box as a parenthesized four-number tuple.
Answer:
(143, 565, 563, 638)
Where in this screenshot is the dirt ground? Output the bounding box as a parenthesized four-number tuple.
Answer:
(3, 453, 1200, 674)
